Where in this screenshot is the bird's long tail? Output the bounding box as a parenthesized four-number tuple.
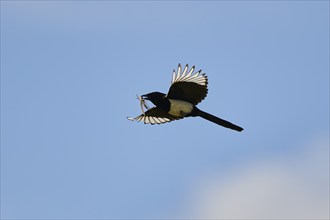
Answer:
(192, 108, 243, 132)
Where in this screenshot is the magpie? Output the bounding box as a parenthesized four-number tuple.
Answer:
(128, 64, 243, 132)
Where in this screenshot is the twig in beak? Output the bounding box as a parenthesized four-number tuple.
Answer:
(138, 95, 149, 115)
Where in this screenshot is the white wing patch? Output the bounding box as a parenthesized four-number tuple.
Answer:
(127, 115, 171, 125)
(168, 99, 193, 117)
(171, 64, 207, 86)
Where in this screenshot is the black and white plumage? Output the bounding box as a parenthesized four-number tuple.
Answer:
(128, 64, 243, 132)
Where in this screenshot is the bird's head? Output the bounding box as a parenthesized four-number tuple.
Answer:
(140, 92, 166, 107)
(141, 92, 166, 102)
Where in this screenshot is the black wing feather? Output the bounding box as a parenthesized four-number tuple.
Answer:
(167, 64, 208, 105)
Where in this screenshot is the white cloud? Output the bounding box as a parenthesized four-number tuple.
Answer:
(183, 135, 329, 219)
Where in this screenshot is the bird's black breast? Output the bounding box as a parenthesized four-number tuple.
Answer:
(151, 97, 171, 112)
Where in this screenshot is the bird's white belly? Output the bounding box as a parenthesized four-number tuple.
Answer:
(168, 99, 193, 117)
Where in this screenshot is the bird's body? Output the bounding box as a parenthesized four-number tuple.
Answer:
(128, 64, 243, 132)
(168, 99, 193, 117)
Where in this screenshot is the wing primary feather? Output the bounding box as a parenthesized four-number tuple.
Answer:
(177, 64, 188, 81)
(144, 116, 149, 124)
(175, 64, 182, 81)
(191, 70, 202, 79)
(149, 117, 156, 124)
(153, 117, 161, 124)
(182, 64, 188, 75)
(187, 65, 195, 76)
(172, 69, 176, 84)
(127, 117, 135, 121)
(181, 64, 192, 81)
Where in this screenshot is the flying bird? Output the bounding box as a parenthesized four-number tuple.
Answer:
(128, 64, 243, 132)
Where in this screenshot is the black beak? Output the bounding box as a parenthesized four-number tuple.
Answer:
(141, 94, 149, 100)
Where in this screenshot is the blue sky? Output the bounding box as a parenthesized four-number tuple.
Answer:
(1, 1, 329, 219)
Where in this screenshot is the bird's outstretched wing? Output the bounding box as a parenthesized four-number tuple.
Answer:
(167, 64, 208, 105)
(127, 107, 183, 125)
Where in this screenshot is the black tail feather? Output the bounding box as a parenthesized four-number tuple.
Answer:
(193, 108, 243, 132)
